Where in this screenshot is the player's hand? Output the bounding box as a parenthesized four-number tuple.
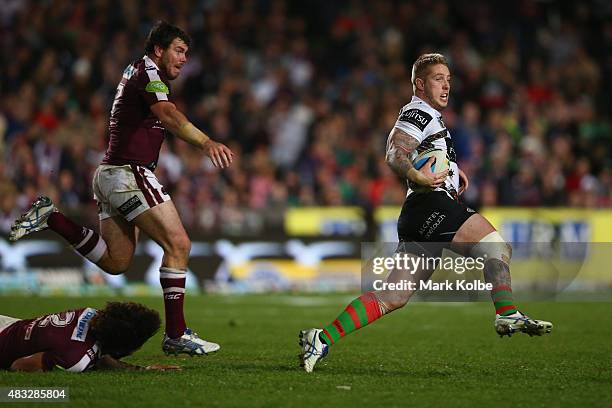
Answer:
(145, 364, 182, 371)
(408, 157, 448, 188)
(458, 168, 469, 195)
(203, 140, 234, 169)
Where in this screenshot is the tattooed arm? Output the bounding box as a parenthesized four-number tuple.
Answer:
(385, 128, 448, 188)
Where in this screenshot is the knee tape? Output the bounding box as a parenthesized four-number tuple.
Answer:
(470, 231, 512, 265)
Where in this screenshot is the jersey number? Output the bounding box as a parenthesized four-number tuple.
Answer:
(37, 311, 76, 328)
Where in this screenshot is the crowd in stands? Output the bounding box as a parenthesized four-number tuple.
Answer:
(1, 0, 611, 234)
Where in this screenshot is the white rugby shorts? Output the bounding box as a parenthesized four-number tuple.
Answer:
(0, 315, 19, 334)
(92, 164, 171, 221)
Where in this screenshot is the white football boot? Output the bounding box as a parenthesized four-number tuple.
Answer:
(495, 311, 553, 337)
(9, 196, 57, 241)
(299, 328, 329, 373)
(162, 328, 220, 356)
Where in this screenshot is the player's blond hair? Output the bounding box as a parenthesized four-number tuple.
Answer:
(411, 53, 449, 86)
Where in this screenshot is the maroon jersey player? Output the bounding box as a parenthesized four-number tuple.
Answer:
(102, 54, 172, 170)
(0, 302, 176, 372)
(10, 21, 233, 356)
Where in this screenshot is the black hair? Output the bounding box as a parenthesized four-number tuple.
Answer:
(90, 302, 161, 358)
(144, 20, 191, 55)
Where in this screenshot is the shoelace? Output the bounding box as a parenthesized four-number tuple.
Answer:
(303, 336, 325, 359)
(19, 202, 50, 229)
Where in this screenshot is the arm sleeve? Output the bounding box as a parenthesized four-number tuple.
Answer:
(137, 68, 171, 106)
(51, 343, 99, 373)
(393, 108, 434, 144)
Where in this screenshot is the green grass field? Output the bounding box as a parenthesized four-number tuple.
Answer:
(1, 294, 611, 407)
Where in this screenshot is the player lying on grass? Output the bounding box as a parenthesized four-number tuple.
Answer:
(0, 301, 178, 372)
(299, 53, 553, 373)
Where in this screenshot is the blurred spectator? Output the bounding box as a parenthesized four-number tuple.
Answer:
(0, 0, 611, 236)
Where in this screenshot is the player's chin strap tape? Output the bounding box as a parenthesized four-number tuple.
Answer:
(469, 231, 512, 266)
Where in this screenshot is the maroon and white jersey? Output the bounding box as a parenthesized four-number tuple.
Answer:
(0, 308, 100, 372)
(102, 55, 172, 170)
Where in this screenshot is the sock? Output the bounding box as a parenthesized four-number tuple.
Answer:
(160, 267, 187, 338)
(47, 212, 107, 263)
(492, 285, 518, 316)
(319, 292, 386, 346)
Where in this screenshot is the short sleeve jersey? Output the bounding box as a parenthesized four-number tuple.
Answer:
(0, 308, 100, 372)
(102, 55, 172, 170)
(393, 96, 460, 199)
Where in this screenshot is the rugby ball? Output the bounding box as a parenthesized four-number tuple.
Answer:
(410, 148, 449, 192)
(412, 148, 449, 174)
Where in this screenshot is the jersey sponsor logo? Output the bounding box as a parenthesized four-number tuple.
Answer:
(86, 348, 97, 360)
(145, 80, 169, 94)
(399, 109, 433, 131)
(418, 211, 447, 239)
(71, 308, 97, 342)
(118, 195, 143, 217)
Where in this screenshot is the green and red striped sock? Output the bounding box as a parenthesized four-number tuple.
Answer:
(492, 285, 518, 316)
(319, 292, 384, 346)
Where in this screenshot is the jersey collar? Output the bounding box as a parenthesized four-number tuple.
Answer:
(411, 95, 442, 117)
(143, 55, 161, 71)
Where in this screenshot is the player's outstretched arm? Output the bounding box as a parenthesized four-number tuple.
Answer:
(150, 101, 234, 168)
(385, 128, 447, 188)
(94, 355, 180, 371)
